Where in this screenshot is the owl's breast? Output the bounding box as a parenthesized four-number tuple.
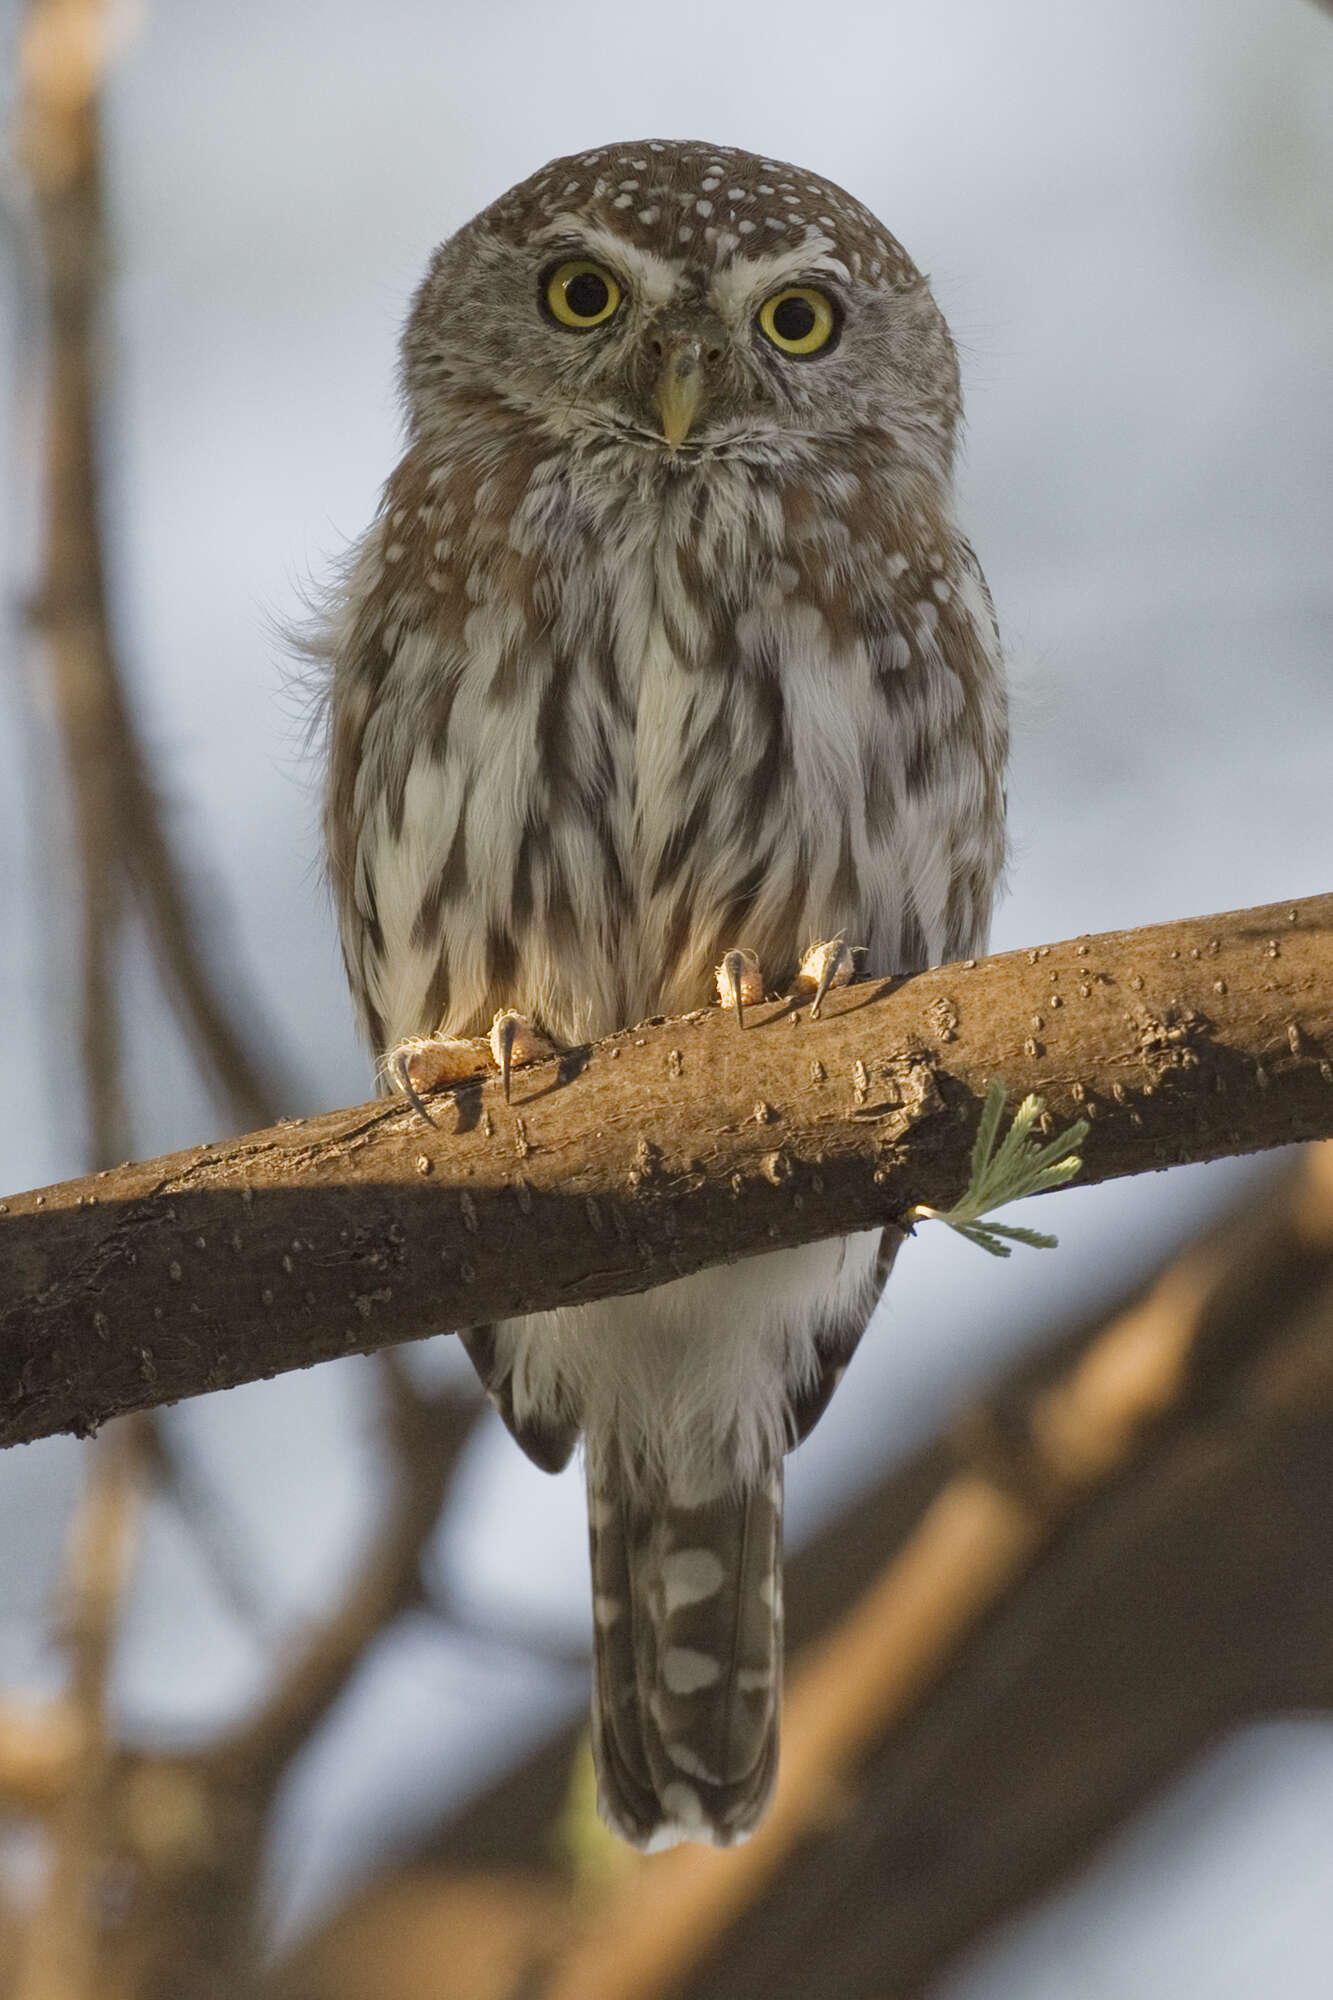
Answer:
(618, 592, 857, 1018)
(341, 459, 1003, 1054)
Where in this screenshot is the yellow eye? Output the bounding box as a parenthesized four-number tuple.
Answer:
(544, 260, 622, 329)
(757, 286, 838, 356)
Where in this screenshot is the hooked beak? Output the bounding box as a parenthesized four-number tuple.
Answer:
(654, 339, 705, 449)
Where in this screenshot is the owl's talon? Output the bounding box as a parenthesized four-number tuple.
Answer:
(384, 1034, 491, 1121)
(716, 949, 765, 1030)
(395, 1051, 438, 1128)
(497, 1014, 517, 1102)
(488, 1010, 556, 1102)
(795, 938, 859, 1018)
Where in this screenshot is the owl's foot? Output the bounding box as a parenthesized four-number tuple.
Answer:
(793, 938, 858, 1018)
(385, 1035, 491, 1125)
(715, 949, 766, 1031)
(489, 1009, 556, 1103)
(714, 940, 859, 1029)
(385, 1010, 555, 1121)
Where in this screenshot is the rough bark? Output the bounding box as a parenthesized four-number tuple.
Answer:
(2, 892, 1331, 1449)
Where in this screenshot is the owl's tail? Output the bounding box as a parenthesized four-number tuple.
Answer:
(586, 1458, 783, 1850)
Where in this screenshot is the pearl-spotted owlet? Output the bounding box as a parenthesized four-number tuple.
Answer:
(316, 140, 1006, 1849)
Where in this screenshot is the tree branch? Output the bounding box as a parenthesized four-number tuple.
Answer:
(1, 891, 1331, 1450)
(11, 1416, 147, 2000)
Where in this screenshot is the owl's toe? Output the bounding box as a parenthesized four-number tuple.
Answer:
(794, 937, 859, 1017)
(385, 1035, 491, 1124)
(715, 949, 765, 1031)
(488, 1010, 556, 1102)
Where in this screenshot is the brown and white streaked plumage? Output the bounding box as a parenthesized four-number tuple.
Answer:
(316, 140, 1007, 1849)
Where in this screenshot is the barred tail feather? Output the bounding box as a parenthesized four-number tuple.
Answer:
(587, 1460, 783, 1851)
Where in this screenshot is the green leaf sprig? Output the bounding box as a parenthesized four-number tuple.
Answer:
(908, 1077, 1089, 1258)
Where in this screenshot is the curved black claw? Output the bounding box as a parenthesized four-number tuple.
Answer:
(808, 955, 839, 1021)
(497, 1013, 517, 1103)
(396, 1052, 438, 1128)
(805, 938, 855, 1020)
(721, 949, 749, 1031)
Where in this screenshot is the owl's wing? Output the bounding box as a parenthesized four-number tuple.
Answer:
(458, 1324, 580, 1474)
(784, 1224, 905, 1448)
(956, 533, 1001, 642)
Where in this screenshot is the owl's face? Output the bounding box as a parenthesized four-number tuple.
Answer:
(402, 140, 961, 479)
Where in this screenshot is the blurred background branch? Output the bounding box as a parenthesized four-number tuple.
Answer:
(10, 1415, 146, 2000)
(16, 0, 303, 1153)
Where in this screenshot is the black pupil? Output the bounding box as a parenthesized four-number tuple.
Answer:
(772, 295, 817, 342)
(566, 270, 610, 319)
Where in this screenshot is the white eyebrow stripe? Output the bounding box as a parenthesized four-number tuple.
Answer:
(709, 238, 848, 319)
(534, 215, 682, 309)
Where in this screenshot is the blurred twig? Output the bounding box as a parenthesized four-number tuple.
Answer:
(104, 1361, 484, 1998)
(10, 1416, 148, 2000)
(422, 1600, 591, 1674)
(218, 1352, 480, 1790)
(15, 0, 303, 1151)
(16, 0, 128, 1166)
(0, 1363, 485, 1997)
(140, 1413, 277, 1636)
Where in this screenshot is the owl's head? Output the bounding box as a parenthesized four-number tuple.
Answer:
(401, 140, 961, 480)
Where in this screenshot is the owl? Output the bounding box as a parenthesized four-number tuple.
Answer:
(317, 140, 1007, 1850)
